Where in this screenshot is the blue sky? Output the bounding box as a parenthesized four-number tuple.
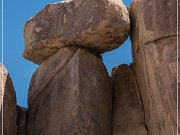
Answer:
(1, 0, 132, 107)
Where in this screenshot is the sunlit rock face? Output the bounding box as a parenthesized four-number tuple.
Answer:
(23, 0, 130, 64)
(129, 0, 178, 134)
(0, 64, 17, 135)
(19, 0, 178, 134)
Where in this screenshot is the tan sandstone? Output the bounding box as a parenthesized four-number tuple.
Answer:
(129, 0, 179, 134)
(27, 48, 112, 135)
(23, 0, 130, 64)
(28, 46, 78, 106)
(0, 64, 17, 135)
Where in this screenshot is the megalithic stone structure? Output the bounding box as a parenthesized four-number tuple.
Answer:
(0, 64, 17, 135)
(111, 64, 148, 135)
(129, 0, 179, 134)
(23, 0, 130, 135)
(1, 0, 177, 134)
(27, 48, 112, 135)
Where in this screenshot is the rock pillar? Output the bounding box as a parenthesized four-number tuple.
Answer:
(129, 0, 179, 134)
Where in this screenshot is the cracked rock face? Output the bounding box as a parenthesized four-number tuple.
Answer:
(111, 64, 147, 135)
(28, 48, 112, 135)
(23, 0, 130, 64)
(130, 0, 179, 134)
(0, 64, 17, 135)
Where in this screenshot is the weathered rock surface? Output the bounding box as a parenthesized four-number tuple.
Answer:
(23, 0, 130, 64)
(0, 64, 17, 135)
(28, 46, 78, 106)
(28, 48, 112, 135)
(130, 0, 179, 46)
(111, 64, 147, 135)
(16, 105, 28, 135)
(129, 0, 179, 134)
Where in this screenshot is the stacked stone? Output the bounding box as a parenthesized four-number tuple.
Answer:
(23, 0, 130, 135)
(1, 0, 177, 135)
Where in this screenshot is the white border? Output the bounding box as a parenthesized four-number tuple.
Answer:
(1, 0, 3, 134)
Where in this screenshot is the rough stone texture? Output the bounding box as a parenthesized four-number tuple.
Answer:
(23, 0, 130, 64)
(28, 46, 79, 106)
(0, 64, 17, 135)
(111, 64, 147, 135)
(129, 0, 179, 134)
(16, 105, 28, 135)
(28, 48, 112, 135)
(130, 0, 179, 46)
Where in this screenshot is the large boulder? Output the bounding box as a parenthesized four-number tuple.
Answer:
(28, 47, 112, 135)
(23, 0, 130, 64)
(129, 0, 179, 134)
(111, 64, 147, 135)
(0, 64, 17, 135)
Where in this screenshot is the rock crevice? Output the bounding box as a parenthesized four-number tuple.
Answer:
(145, 33, 179, 45)
(130, 64, 150, 135)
